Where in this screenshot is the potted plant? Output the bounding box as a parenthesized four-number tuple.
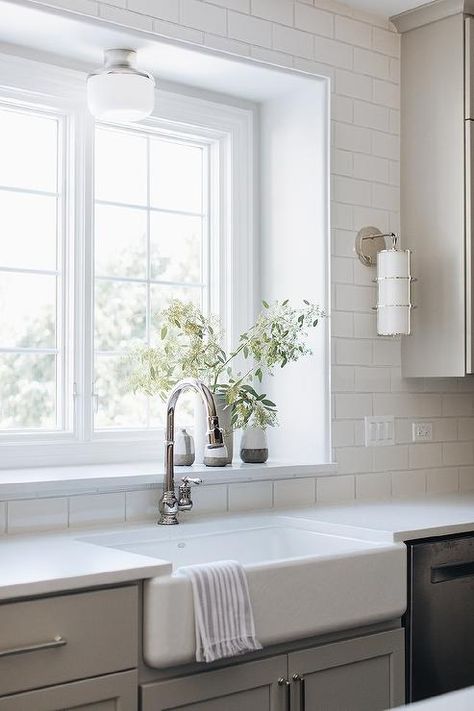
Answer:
(128, 298, 323, 465)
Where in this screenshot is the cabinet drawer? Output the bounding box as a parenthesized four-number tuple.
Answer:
(0, 670, 137, 710)
(0, 585, 138, 696)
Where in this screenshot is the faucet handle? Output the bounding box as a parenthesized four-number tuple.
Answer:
(181, 476, 202, 486)
(178, 476, 202, 512)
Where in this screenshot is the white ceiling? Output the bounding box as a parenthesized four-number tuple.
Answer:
(345, 0, 429, 16)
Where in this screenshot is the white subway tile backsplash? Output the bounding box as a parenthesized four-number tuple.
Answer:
(251, 0, 293, 25)
(335, 392, 372, 419)
(353, 100, 390, 132)
(334, 122, 372, 154)
(314, 36, 352, 69)
(273, 478, 315, 508)
(126, 489, 159, 521)
(334, 176, 372, 206)
(228, 481, 273, 511)
(391, 470, 426, 497)
(354, 366, 391, 393)
(294, 3, 334, 38)
(317, 474, 355, 503)
(335, 69, 373, 101)
(228, 9, 272, 45)
(354, 47, 390, 80)
(332, 420, 355, 448)
(335, 338, 372, 366)
(373, 445, 408, 472)
(128, 0, 178, 21)
(356, 471, 391, 499)
(336, 446, 372, 474)
(191, 484, 228, 513)
(443, 442, 474, 466)
(272, 24, 314, 58)
(99, 3, 152, 28)
(460, 467, 474, 491)
(426, 468, 459, 495)
(408, 443, 443, 470)
(69, 493, 126, 527)
(335, 16, 371, 48)
(373, 79, 399, 109)
(181, 0, 227, 34)
(372, 27, 400, 57)
(353, 153, 389, 184)
(442, 395, 474, 417)
(8, 498, 68, 534)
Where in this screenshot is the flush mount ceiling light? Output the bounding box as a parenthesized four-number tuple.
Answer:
(87, 49, 155, 122)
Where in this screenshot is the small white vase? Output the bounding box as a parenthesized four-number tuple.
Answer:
(240, 427, 268, 464)
(194, 391, 233, 465)
(173, 428, 195, 466)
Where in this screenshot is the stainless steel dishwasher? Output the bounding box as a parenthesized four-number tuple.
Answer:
(406, 533, 474, 702)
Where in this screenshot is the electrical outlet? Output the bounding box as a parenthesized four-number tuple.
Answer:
(412, 422, 433, 442)
(365, 416, 395, 447)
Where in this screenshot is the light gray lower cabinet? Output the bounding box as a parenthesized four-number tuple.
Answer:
(288, 629, 405, 711)
(141, 656, 288, 711)
(0, 670, 137, 711)
(141, 629, 405, 711)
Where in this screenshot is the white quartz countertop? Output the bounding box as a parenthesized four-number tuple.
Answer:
(394, 687, 474, 710)
(1, 493, 473, 602)
(285, 493, 474, 542)
(0, 528, 171, 601)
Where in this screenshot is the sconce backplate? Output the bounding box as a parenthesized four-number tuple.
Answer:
(355, 226, 387, 267)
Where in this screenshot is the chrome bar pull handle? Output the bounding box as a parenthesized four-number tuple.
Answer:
(292, 673, 305, 711)
(278, 678, 291, 710)
(0, 636, 67, 659)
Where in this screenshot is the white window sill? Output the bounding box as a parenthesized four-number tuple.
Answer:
(0, 461, 337, 500)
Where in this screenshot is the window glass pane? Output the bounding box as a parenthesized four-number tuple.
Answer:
(95, 355, 147, 428)
(0, 192, 57, 270)
(95, 280, 146, 351)
(150, 285, 202, 344)
(95, 128, 147, 206)
(0, 353, 56, 429)
(0, 273, 56, 348)
(150, 139, 203, 213)
(150, 212, 202, 283)
(0, 108, 57, 192)
(95, 204, 147, 278)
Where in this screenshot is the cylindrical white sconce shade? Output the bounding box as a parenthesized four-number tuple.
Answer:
(376, 247, 413, 336)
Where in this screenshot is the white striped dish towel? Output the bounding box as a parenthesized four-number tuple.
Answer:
(177, 560, 263, 663)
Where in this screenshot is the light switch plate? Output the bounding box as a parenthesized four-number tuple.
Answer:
(412, 422, 433, 442)
(365, 416, 395, 447)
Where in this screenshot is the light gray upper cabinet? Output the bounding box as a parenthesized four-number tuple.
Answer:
(392, 3, 474, 376)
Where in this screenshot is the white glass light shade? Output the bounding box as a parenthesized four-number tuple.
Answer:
(87, 72, 154, 122)
(376, 248, 412, 336)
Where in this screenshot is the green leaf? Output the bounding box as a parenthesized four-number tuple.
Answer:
(303, 299, 310, 305)
(313, 319, 319, 327)
(160, 325, 168, 340)
(262, 399, 276, 407)
(262, 300, 269, 308)
(282, 299, 289, 306)
(243, 345, 249, 359)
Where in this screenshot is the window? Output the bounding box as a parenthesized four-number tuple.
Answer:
(93, 124, 209, 431)
(0, 103, 70, 433)
(0, 66, 254, 466)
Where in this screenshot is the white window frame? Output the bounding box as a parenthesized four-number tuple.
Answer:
(0, 55, 255, 468)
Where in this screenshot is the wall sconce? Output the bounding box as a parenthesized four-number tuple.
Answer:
(355, 226, 414, 336)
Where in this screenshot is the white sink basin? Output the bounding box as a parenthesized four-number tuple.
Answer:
(81, 513, 407, 668)
(104, 524, 376, 567)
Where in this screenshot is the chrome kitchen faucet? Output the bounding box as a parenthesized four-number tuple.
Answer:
(158, 378, 226, 525)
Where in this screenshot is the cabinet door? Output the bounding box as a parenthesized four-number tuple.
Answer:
(141, 656, 287, 711)
(288, 629, 405, 711)
(0, 670, 137, 711)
